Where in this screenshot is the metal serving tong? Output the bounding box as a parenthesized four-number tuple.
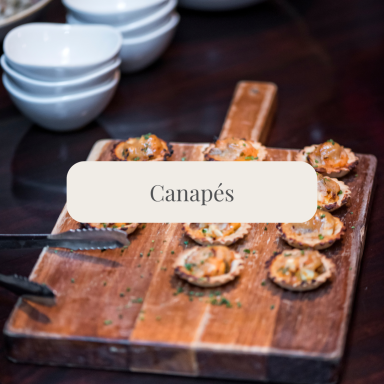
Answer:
(0, 228, 130, 305)
(0, 228, 130, 251)
(0, 274, 56, 306)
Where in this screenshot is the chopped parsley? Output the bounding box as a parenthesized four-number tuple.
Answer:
(318, 234, 324, 240)
(104, 320, 113, 325)
(132, 297, 143, 303)
(173, 287, 183, 296)
(185, 263, 193, 271)
(337, 190, 343, 195)
(327, 139, 335, 145)
(243, 249, 251, 254)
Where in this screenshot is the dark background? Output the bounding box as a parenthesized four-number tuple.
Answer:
(1, 0, 384, 383)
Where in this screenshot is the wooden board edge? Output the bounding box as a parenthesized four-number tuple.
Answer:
(3, 328, 340, 384)
(333, 154, 377, 357)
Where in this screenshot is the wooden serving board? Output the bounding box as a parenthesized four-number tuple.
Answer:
(4, 82, 377, 384)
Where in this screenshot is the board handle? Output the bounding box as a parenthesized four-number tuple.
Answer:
(219, 81, 278, 143)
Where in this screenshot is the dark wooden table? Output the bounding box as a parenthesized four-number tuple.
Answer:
(0, 0, 383, 383)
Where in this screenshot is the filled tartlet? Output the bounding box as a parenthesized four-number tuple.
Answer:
(82, 223, 139, 236)
(317, 173, 351, 212)
(182, 223, 251, 246)
(112, 133, 173, 161)
(204, 137, 267, 161)
(277, 209, 345, 250)
(296, 140, 358, 177)
(267, 249, 335, 291)
(174, 246, 244, 287)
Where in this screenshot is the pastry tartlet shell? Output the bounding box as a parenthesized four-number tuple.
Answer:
(267, 250, 335, 292)
(296, 145, 358, 178)
(82, 223, 139, 236)
(182, 223, 251, 246)
(318, 178, 351, 212)
(111, 140, 173, 161)
(203, 140, 267, 162)
(277, 217, 346, 250)
(174, 246, 244, 288)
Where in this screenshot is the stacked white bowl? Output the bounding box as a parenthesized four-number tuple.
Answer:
(62, 0, 180, 73)
(2, 23, 122, 131)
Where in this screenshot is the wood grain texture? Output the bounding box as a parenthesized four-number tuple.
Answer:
(219, 82, 277, 143)
(0, 2, 383, 383)
(4, 142, 377, 383)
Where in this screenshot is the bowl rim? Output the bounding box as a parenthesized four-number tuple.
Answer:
(122, 12, 179, 45)
(67, 0, 177, 34)
(3, 70, 120, 103)
(62, 0, 166, 17)
(3, 22, 122, 69)
(1, 54, 121, 87)
(0, 0, 53, 28)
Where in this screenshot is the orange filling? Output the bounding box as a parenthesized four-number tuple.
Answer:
(183, 246, 234, 278)
(273, 250, 324, 284)
(308, 141, 348, 168)
(208, 138, 259, 161)
(190, 223, 241, 239)
(114, 134, 167, 161)
(317, 174, 341, 204)
(287, 209, 336, 239)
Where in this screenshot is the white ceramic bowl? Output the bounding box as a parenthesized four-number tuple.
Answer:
(179, 0, 264, 11)
(0, 0, 53, 41)
(66, 0, 177, 39)
(1, 54, 121, 96)
(62, 0, 167, 25)
(120, 12, 179, 73)
(4, 23, 122, 81)
(3, 71, 120, 131)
